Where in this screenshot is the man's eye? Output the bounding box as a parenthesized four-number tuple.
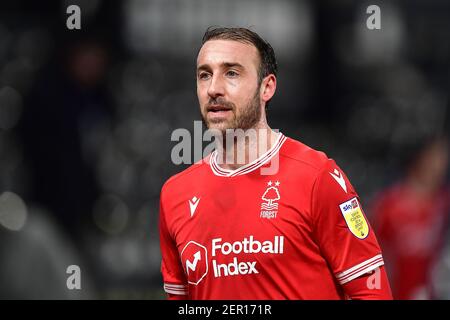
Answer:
(226, 70, 239, 77)
(198, 73, 211, 80)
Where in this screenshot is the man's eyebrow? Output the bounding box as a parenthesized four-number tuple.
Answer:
(222, 62, 244, 69)
(196, 64, 211, 72)
(197, 62, 245, 72)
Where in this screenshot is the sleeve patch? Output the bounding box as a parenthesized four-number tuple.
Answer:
(339, 197, 369, 239)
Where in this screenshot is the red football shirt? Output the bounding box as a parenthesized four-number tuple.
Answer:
(159, 133, 387, 299)
(372, 183, 449, 299)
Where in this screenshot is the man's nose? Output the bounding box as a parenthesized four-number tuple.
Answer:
(207, 75, 225, 98)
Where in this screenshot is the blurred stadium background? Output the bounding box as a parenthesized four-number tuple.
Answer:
(0, 0, 449, 299)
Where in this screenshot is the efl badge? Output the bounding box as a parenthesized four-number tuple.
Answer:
(339, 197, 369, 239)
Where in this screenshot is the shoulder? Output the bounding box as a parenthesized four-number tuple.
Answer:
(280, 136, 331, 173)
(280, 135, 355, 195)
(160, 154, 211, 200)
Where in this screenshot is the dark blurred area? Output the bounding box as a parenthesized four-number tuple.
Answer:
(0, 0, 449, 299)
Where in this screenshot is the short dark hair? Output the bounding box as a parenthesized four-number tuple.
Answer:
(201, 27, 278, 85)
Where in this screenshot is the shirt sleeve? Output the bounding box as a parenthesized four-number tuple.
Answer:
(342, 266, 393, 299)
(311, 159, 386, 286)
(159, 197, 188, 298)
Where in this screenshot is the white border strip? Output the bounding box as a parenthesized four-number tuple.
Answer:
(210, 133, 286, 177)
(164, 283, 188, 295)
(336, 255, 384, 285)
(233, 135, 286, 176)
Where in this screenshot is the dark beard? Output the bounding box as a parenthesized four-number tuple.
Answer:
(234, 90, 261, 130)
(201, 89, 261, 133)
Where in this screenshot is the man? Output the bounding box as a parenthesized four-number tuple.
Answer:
(159, 27, 392, 299)
(372, 135, 449, 299)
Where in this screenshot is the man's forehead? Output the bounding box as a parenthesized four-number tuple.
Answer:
(197, 39, 259, 68)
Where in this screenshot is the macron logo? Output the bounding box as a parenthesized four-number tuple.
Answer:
(330, 169, 347, 193)
(189, 196, 200, 217)
(186, 251, 201, 274)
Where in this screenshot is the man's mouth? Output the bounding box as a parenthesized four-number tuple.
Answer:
(207, 105, 233, 113)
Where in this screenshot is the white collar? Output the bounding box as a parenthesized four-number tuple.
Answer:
(209, 132, 286, 177)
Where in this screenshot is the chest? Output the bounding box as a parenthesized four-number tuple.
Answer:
(170, 176, 314, 254)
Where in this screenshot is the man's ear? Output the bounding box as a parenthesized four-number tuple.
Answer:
(261, 74, 277, 103)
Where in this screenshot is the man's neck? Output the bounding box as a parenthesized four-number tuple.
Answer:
(215, 125, 279, 171)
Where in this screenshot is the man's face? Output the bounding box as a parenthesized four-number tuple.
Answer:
(196, 39, 262, 133)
